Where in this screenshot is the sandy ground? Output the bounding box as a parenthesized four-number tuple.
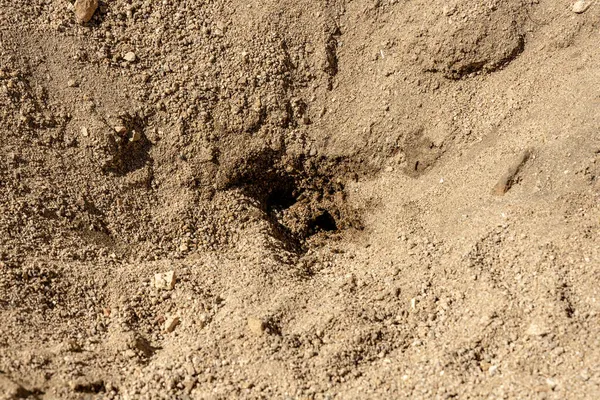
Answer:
(1, 0, 599, 399)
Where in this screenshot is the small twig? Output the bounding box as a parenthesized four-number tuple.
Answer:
(492, 149, 533, 196)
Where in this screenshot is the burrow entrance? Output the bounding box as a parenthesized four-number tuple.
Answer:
(216, 147, 366, 251)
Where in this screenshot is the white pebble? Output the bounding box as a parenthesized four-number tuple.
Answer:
(573, 0, 591, 13)
(153, 271, 176, 290)
(123, 52, 137, 62)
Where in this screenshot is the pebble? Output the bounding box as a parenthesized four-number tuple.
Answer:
(247, 317, 265, 335)
(81, 127, 89, 137)
(573, 0, 591, 13)
(123, 52, 137, 62)
(67, 79, 78, 88)
(74, 0, 98, 24)
(130, 130, 142, 142)
(164, 316, 180, 333)
(153, 271, 176, 290)
(442, 5, 457, 16)
(114, 125, 127, 134)
(526, 322, 550, 337)
(53, 339, 80, 354)
(124, 349, 136, 358)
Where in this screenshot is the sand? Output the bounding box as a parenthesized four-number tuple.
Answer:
(0, 0, 599, 398)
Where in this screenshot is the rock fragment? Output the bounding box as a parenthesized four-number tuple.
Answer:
(247, 317, 265, 335)
(573, 0, 591, 13)
(164, 316, 180, 333)
(123, 52, 137, 62)
(526, 322, 550, 337)
(74, 0, 98, 24)
(153, 271, 176, 290)
(129, 130, 142, 142)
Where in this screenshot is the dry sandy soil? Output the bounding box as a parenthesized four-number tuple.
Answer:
(1, 0, 600, 399)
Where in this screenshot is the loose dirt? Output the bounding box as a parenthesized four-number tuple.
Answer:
(1, 0, 599, 399)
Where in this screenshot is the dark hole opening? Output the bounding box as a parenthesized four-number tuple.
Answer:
(308, 211, 338, 234)
(265, 176, 298, 212)
(74, 381, 106, 394)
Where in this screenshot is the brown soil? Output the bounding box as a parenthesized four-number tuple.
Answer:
(1, 0, 599, 399)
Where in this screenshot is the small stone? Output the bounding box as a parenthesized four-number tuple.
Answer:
(241, 381, 255, 389)
(129, 130, 142, 142)
(442, 5, 456, 16)
(153, 271, 176, 290)
(74, 0, 98, 24)
(54, 339, 81, 354)
(164, 316, 180, 333)
(214, 21, 226, 36)
(526, 322, 550, 337)
(123, 52, 137, 62)
(81, 127, 89, 137)
(247, 317, 265, 335)
(123, 349, 136, 358)
(67, 79, 78, 88)
(114, 125, 127, 134)
(573, 0, 591, 13)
